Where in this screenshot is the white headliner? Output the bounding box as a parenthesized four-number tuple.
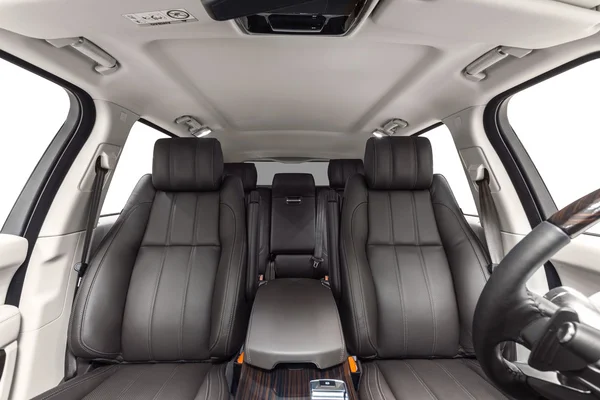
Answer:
(1, 0, 600, 160)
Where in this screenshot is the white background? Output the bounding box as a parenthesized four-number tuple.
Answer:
(1, 56, 600, 235)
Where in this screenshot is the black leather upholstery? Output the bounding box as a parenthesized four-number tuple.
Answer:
(328, 159, 364, 192)
(364, 136, 433, 190)
(152, 138, 224, 192)
(224, 162, 258, 192)
(360, 359, 506, 400)
(340, 136, 506, 399)
(36, 138, 246, 400)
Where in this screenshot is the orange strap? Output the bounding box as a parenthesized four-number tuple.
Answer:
(237, 352, 244, 364)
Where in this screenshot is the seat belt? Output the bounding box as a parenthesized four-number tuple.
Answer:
(312, 190, 327, 274)
(74, 156, 109, 289)
(246, 190, 260, 297)
(326, 189, 341, 298)
(475, 167, 504, 274)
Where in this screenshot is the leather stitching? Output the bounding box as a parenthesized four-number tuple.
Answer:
(412, 139, 418, 190)
(147, 237, 170, 360)
(115, 366, 145, 397)
(374, 363, 388, 400)
(388, 192, 407, 356)
(404, 361, 438, 400)
(179, 245, 196, 359)
(365, 363, 377, 400)
(412, 192, 437, 356)
(151, 364, 181, 399)
(76, 202, 153, 357)
(434, 361, 476, 400)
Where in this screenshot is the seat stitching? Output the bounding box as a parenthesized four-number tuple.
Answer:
(77, 202, 153, 357)
(151, 364, 181, 400)
(148, 244, 169, 360)
(38, 365, 119, 400)
(387, 139, 393, 189)
(350, 201, 377, 354)
(404, 361, 438, 400)
(388, 192, 407, 356)
(116, 366, 145, 399)
(412, 139, 418, 189)
(460, 359, 506, 395)
(374, 363, 388, 400)
(204, 365, 212, 400)
(179, 246, 195, 360)
(433, 361, 476, 400)
(413, 192, 437, 355)
(365, 364, 376, 400)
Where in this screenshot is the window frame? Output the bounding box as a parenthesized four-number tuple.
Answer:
(484, 51, 600, 235)
(0, 50, 96, 305)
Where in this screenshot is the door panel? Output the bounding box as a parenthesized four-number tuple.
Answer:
(0, 235, 27, 301)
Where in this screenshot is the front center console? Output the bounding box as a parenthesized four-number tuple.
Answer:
(235, 279, 358, 399)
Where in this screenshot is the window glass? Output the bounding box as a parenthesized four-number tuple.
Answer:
(254, 161, 329, 186)
(421, 125, 478, 215)
(507, 59, 600, 234)
(0, 58, 70, 227)
(101, 123, 168, 215)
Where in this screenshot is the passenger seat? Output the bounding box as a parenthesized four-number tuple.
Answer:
(328, 159, 364, 196)
(34, 138, 248, 400)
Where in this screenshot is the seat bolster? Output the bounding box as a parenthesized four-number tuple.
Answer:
(430, 174, 490, 354)
(339, 174, 378, 357)
(195, 364, 230, 400)
(360, 362, 396, 400)
(210, 176, 250, 359)
(69, 175, 156, 359)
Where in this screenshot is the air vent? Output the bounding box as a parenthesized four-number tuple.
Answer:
(236, 0, 373, 36)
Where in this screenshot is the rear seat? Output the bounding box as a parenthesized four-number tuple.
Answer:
(328, 159, 364, 196)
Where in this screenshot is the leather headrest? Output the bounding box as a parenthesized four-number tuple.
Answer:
(328, 159, 364, 189)
(224, 163, 258, 192)
(364, 136, 433, 190)
(272, 173, 315, 198)
(152, 138, 224, 192)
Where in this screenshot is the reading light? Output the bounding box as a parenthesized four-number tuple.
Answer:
(372, 129, 385, 138)
(174, 115, 213, 137)
(195, 127, 213, 137)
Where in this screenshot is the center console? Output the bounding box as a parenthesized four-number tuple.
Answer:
(234, 279, 358, 399)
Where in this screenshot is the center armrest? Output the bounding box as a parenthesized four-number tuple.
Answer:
(244, 278, 347, 370)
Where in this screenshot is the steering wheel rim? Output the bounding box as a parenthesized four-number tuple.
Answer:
(473, 188, 600, 399)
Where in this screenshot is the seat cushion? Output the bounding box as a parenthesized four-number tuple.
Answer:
(360, 359, 507, 400)
(32, 363, 229, 400)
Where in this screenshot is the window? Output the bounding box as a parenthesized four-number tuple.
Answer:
(254, 161, 329, 186)
(421, 125, 478, 215)
(0, 58, 70, 227)
(507, 59, 600, 234)
(101, 122, 168, 215)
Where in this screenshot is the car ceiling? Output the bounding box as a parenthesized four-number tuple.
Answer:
(1, 0, 600, 160)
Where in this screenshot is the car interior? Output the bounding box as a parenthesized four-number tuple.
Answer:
(2, 0, 600, 399)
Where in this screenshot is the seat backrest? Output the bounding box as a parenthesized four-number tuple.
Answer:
(223, 162, 271, 279)
(69, 138, 249, 363)
(328, 159, 364, 196)
(339, 136, 491, 359)
(270, 173, 325, 278)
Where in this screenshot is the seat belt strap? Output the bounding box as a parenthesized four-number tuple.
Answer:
(312, 190, 327, 272)
(247, 190, 260, 297)
(475, 167, 504, 273)
(74, 156, 108, 288)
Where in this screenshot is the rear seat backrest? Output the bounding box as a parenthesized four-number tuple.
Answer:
(328, 159, 364, 196)
(269, 173, 320, 278)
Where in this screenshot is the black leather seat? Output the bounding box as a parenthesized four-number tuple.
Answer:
(339, 137, 507, 399)
(35, 138, 249, 400)
(224, 162, 271, 280)
(328, 159, 364, 196)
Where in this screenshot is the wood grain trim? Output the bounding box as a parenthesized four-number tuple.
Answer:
(548, 188, 600, 238)
(236, 362, 358, 399)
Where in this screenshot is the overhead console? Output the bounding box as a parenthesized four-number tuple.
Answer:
(201, 0, 373, 35)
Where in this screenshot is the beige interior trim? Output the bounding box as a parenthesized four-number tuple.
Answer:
(0, 235, 28, 302)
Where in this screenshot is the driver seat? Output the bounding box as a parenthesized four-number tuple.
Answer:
(340, 136, 508, 399)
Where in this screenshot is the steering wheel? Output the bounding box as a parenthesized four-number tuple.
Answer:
(474, 188, 600, 400)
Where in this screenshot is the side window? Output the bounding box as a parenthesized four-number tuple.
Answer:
(421, 125, 478, 216)
(101, 122, 168, 215)
(0, 58, 70, 228)
(507, 60, 600, 234)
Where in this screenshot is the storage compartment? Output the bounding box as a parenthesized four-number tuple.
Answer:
(244, 278, 346, 370)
